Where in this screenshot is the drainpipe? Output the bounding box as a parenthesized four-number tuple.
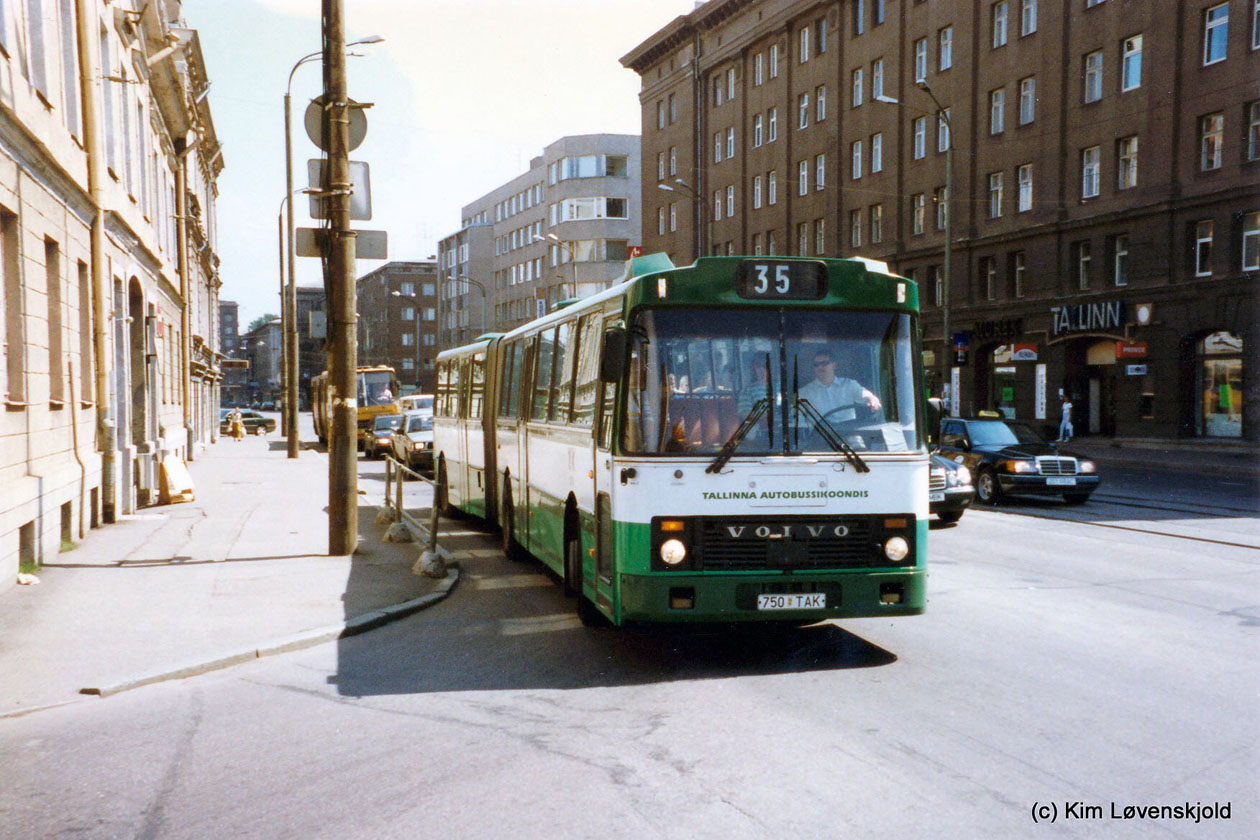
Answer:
(75, 0, 116, 521)
(175, 135, 197, 461)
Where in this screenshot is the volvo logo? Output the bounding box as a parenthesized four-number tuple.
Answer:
(725, 524, 850, 539)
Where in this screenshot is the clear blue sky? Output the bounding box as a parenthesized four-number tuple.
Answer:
(195, 0, 696, 328)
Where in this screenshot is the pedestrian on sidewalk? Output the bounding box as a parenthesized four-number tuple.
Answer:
(229, 408, 246, 442)
(1058, 396, 1074, 442)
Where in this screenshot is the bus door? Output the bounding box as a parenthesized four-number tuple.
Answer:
(451, 357, 470, 507)
(524, 328, 557, 555)
(466, 353, 487, 511)
(591, 313, 619, 589)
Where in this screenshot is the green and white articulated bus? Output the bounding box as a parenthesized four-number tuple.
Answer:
(433, 253, 929, 627)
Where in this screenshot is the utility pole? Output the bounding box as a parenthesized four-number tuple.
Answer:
(324, 0, 358, 555)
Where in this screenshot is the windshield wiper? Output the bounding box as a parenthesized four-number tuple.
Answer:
(794, 397, 870, 473)
(706, 397, 770, 474)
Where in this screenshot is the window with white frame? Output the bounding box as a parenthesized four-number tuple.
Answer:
(990, 88, 1005, 133)
(770, 44, 779, 78)
(1077, 241, 1092, 289)
(753, 114, 763, 147)
(851, 142, 862, 180)
(872, 133, 884, 171)
(913, 116, 926, 158)
(1018, 163, 1033, 211)
(714, 77, 724, 107)
(1201, 112, 1224, 170)
(993, 1, 1009, 47)
(726, 185, 735, 217)
(799, 92, 810, 128)
(1204, 3, 1229, 65)
(1018, 77, 1035, 124)
(938, 109, 951, 151)
(670, 203, 677, 231)
(1194, 221, 1213, 276)
(726, 127, 735, 158)
(815, 154, 826, 189)
(423, 307, 436, 320)
(752, 233, 763, 255)
(850, 209, 863, 248)
(932, 266, 943, 306)
(753, 175, 763, 209)
(657, 101, 666, 129)
(402, 358, 415, 370)
(815, 218, 826, 254)
(658, 207, 665, 235)
(769, 108, 778, 141)
(1082, 146, 1101, 197)
(755, 52, 764, 86)
(768, 171, 777, 204)
(1117, 136, 1138, 189)
(854, 0, 866, 35)
(1248, 102, 1260, 160)
(939, 28, 953, 69)
(1021, 0, 1037, 35)
(1253, 0, 1260, 49)
(817, 15, 828, 52)
(870, 204, 883, 243)
(669, 93, 677, 123)
(767, 231, 776, 255)
(851, 68, 864, 107)
(988, 172, 1004, 218)
(1122, 35, 1142, 90)
(935, 186, 948, 229)
(713, 190, 722, 221)
(1084, 51, 1103, 102)
(983, 257, 998, 300)
(872, 59, 884, 98)
(914, 38, 928, 82)
(800, 25, 810, 62)
(912, 193, 926, 234)
(797, 222, 809, 255)
(1242, 211, 1259, 271)
(401, 306, 415, 321)
(1113, 234, 1130, 286)
(657, 152, 665, 181)
(1013, 252, 1026, 297)
(714, 132, 723, 163)
(800, 159, 810, 194)
(402, 332, 415, 347)
(670, 147, 677, 176)
(816, 85, 827, 121)
(727, 67, 737, 99)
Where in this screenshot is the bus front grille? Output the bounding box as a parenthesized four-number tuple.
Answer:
(696, 518, 878, 570)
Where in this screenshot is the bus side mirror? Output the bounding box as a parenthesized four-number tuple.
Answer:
(600, 327, 627, 383)
(926, 397, 943, 446)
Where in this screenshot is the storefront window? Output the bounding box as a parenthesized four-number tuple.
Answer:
(1197, 331, 1242, 437)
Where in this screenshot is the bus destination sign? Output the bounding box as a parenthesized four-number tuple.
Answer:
(735, 260, 827, 300)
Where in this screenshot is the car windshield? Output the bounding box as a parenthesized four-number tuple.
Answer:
(1006, 422, 1047, 445)
(622, 308, 922, 455)
(374, 415, 403, 431)
(967, 421, 1022, 446)
(407, 415, 433, 432)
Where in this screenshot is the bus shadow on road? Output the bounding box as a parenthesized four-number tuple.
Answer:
(333, 528, 898, 697)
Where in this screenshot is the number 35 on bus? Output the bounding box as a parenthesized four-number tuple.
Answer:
(434, 253, 932, 627)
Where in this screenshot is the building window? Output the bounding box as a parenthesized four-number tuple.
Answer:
(854, 0, 866, 35)
(726, 185, 735, 217)
(1122, 34, 1143, 91)
(990, 88, 1006, 133)
(657, 101, 666, 129)
(799, 159, 810, 196)
(1018, 77, 1035, 124)
(1248, 102, 1260, 160)
(851, 141, 863, 179)
(401, 306, 415, 321)
(816, 85, 827, 121)
(935, 186, 948, 229)
(938, 109, 951, 152)
(767, 231, 777, 255)
(670, 147, 677, 175)
(1084, 51, 1103, 102)
(1201, 113, 1224, 170)
(657, 152, 665, 181)
(657, 207, 665, 235)
(754, 52, 763, 86)
(939, 27, 953, 70)
(818, 16, 829, 53)
(815, 218, 826, 254)
(669, 93, 677, 123)
(752, 233, 762, 255)
(983, 256, 998, 300)
(768, 171, 777, 205)
(913, 116, 926, 158)
(1016, 164, 1033, 212)
(1013, 252, 1026, 297)
(726, 127, 735, 159)
(1242, 212, 1259, 271)
(988, 172, 1004, 218)
(670, 203, 677, 232)
(874, 0, 886, 25)
(932, 266, 943, 306)
(993, 1, 1009, 48)
(1117, 136, 1138, 189)
(912, 193, 926, 234)
(872, 59, 884, 98)
(1082, 146, 1101, 198)
(797, 222, 809, 256)
(815, 154, 826, 189)
(799, 92, 811, 128)
(1204, 3, 1229, 65)
(800, 25, 811, 62)
(713, 191, 722, 222)
(914, 38, 928, 82)
(1194, 221, 1214, 276)
(714, 77, 724, 107)
(1021, 0, 1037, 35)
(852, 68, 864, 107)
(753, 114, 763, 147)
(872, 133, 884, 172)
(753, 175, 763, 209)
(768, 108, 778, 141)
(870, 204, 883, 243)
(770, 44, 779, 78)
(1076, 241, 1092, 289)
(714, 132, 723, 163)
(1253, 0, 1260, 49)
(401, 332, 415, 347)
(727, 67, 737, 100)
(850, 209, 863, 248)
(1114, 234, 1130, 285)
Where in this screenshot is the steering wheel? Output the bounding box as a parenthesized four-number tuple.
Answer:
(820, 402, 876, 427)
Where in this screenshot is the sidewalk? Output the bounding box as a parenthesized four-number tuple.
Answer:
(1064, 435, 1260, 477)
(0, 429, 455, 719)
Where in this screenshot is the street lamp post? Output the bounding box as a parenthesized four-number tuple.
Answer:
(283, 35, 382, 459)
(532, 233, 577, 302)
(657, 177, 702, 262)
(877, 83, 953, 410)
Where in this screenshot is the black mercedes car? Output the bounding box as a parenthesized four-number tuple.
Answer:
(937, 417, 1100, 504)
(930, 454, 974, 524)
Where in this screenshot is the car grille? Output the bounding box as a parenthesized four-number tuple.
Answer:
(696, 518, 877, 570)
(1036, 457, 1078, 476)
(930, 469, 947, 491)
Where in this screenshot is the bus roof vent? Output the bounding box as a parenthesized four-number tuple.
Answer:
(849, 256, 891, 275)
(552, 298, 581, 311)
(622, 252, 675, 283)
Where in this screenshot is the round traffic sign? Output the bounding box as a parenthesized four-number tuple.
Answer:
(303, 95, 367, 152)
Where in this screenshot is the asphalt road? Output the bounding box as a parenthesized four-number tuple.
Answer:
(0, 461, 1255, 839)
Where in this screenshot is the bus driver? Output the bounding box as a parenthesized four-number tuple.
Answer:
(799, 347, 881, 419)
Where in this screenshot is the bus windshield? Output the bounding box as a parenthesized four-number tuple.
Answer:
(360, 371, 397, 407)
(623, 308, 921, 456)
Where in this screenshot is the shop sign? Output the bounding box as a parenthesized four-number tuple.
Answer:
(1011, 343, 1038, 361)
(1051, 300, 1124, 336)
(1116, 340, 1148, 359)
(974, 319, 1022, 340)
(1125, 364, 1148, 376)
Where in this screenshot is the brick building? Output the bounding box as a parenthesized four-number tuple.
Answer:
(622, 0, 1257, 441)
(355, 261, 440, 394)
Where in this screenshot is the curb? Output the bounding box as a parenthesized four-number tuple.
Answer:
(0, 567, 460, 720)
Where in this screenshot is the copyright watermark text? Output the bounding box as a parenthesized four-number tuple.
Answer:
(1031, 801, 1231, 825)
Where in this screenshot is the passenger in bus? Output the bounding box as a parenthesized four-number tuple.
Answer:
(799, 348, 881, 420)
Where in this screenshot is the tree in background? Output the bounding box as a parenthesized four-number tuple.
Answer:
(247, 313, 280, 333)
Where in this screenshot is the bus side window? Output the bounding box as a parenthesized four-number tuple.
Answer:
(597, 315, 618, 450)
(531, 329, 555, 421)
(551, 320, 577, 423)
(470, 353, 485, 419)
(498, 342, 516, 418)
(454, 359, 468, 419)
(436, 361, 450, 417)
(520, 337, 537, 422)
(572, 314, 600, 427)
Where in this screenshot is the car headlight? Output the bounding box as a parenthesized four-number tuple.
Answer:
(884, 536, 910, 562)
(1078, 460, 1096, 474)
(413, 441, 425, 450)
(1003, 459, 1035, 474)
(659, 538, 687, 565)
(948, 465, 972, 486)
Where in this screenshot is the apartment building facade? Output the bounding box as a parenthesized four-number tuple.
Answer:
(1, 0, 224, 586)
(356, 261, 440, 394)
(623, 0, 1257, 441)
(437, 134, 641, 349)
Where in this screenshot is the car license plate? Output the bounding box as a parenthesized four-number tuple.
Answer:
(929, 491, 945, 502)
(1046, 477, 1076, 486)
(757, 593, 826, 611)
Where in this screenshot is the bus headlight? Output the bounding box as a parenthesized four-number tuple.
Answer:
(659, 539, 688, 566)
(883, 536, 909, 562)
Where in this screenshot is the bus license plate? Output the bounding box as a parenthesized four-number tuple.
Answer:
(757, 593, 826, 611)
(929, 491, 945, 502)
(1046, 477, 1076, 486)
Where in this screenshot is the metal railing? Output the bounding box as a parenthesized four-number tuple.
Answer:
(381, 455, 446, 577)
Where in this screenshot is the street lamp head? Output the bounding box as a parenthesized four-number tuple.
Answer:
(656, 183, 676, 192)
(874, 94, 900, 105)
(347, 35, 385, 47)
